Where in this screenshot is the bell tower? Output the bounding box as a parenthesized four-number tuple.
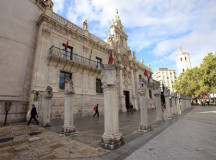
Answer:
(105, 10, 128, 49)
(176, 46, 192, 75)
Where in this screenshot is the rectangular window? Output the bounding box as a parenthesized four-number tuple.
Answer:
(149, 90, 152, 99)
(62, 44, 73, 60)
(96, 57, 102, 68)
(180, 58, 182, 61)
(59, 71, 72, 89)
(185, 57, 187, 60)
(96, 78, 103, 93)
(139, 74, 142, 79)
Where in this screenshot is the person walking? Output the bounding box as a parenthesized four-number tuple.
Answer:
(93, 104, 99, 118)
(27, 104, 39, 125)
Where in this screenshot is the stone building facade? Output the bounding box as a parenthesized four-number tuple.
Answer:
(0, 0, 154, 124)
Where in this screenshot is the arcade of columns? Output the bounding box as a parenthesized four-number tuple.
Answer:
(32, 64, 192, 150)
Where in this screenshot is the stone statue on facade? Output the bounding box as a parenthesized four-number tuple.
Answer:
(83, 20, 88, 30)
(64, 79, 74, 95)
(45, 86, 53, 98)
(33, 91, 40, 101)
(133, 51, 136, 60)
(141, 58, 144, 64)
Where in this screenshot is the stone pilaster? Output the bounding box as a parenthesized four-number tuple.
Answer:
(131, 69, 138, 110)
(153, 85, 164, 124)
(99, 64, 124, 150)
(119, 68, 126, 112)
(62, 79, 76, 134)
(164, 88, 172, 119)
(138, 79, 151, 132)
(43, 86, 53, 127)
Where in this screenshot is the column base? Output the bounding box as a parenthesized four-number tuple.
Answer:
(155, 118, 165, 124)
(99, 134, 125, 150)
(62, 126, 76, 135)
(43, 122, 51, 127)
(139, 124, 151, 132)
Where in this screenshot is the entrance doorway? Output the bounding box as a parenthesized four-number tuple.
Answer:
(124, 91, 130, 110)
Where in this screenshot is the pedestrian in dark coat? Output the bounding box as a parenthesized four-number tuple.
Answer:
(93, 104, 99, 118)
(27, 104, 39, 125)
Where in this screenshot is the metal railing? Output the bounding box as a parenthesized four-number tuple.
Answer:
(49, 46, 102, 69)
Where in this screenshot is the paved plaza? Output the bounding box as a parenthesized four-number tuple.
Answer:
(1, 106, 216, 160)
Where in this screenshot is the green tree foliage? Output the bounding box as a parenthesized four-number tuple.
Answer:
(200, 52, 216, 90)
(174, 52, 215, 97)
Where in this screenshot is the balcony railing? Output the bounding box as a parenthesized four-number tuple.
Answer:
(49, 46, 102, 69)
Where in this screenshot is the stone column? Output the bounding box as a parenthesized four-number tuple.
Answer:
(164, 88, 172, 119)
(171, 93, 177, 115)
(138, 78, 151, 132)
(181, 95, 185, 112)
(43, 86, 53, 127)
(62, 79, 76, 134)
(153, 85, 164, 124)
(99, 64, 124, 150)
(176, 93, 181, 114)
(119, 68, 126, 112)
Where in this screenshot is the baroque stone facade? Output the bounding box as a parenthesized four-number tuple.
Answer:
(0, 0, 155, 124)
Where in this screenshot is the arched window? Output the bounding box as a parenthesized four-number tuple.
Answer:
(183, 69, 185, 72)
(185, 57, 187, 60)
(180, 58, 182, 61)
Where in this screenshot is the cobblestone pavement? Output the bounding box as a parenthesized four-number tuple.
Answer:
(123, 105, 216, 160)
(0, 109, 156, 160)
(48, 109, 156, 148)
(0, 124, 108, 160)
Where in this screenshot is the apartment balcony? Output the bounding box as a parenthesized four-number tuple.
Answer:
(48, 46, 102, 72)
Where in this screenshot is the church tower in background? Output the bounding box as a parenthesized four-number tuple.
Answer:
(176, 46, 192, 75)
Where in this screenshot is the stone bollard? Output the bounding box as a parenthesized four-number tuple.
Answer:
(164, 88, 172, 119)
(138, 78, 151, 132)
(43, 86, 53, 127)
(99, 64, 124, 150)
(62, 79, 76, 134)
(153, 85, 164, 124)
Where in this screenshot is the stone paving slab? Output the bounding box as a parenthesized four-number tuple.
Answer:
(0, 124, 109, 160)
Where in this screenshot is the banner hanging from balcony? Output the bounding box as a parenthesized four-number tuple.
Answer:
(144, 70, 148, 78)
(108, 51, 113, 64)
(65, 34, 71, 51)
(148, 73, 151, 84)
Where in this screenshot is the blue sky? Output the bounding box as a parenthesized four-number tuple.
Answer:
(52, 0, 216, 74)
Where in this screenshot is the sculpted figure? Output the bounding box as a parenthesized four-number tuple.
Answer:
(133, 51, 136, 60)
(83, 20, 88, 30)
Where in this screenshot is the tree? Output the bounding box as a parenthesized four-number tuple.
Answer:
(174, 52, 215, 98)
(200, 52, 216, 102)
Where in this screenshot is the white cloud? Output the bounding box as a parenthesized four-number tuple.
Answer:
(53, 0, 216, 70)
(52, 0, 65, 13)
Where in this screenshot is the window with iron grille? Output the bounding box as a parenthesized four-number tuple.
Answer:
(96, 57, 102, 68)
(96, 78, 103, 93)
(59, 71, 72, 89)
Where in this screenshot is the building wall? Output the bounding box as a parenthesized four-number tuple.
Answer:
(153, 68, 177, 93)
(0, 0, 44, 124)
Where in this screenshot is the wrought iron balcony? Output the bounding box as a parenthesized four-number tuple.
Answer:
(48, 46, 102, 70)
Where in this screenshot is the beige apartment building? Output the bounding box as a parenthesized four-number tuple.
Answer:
(0, 0, 154, 124)
(152, 68, 177, 92)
